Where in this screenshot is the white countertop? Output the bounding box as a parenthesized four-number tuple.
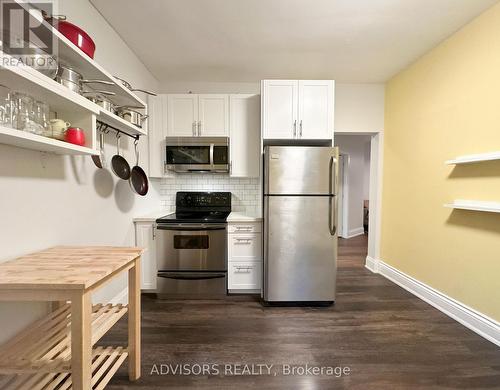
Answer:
(227, 211, 262, 222)
(133, 209, 173, 222)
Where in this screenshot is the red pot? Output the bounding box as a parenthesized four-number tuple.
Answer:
(55, 20, 96, 59)
(65, 127, 86, 146)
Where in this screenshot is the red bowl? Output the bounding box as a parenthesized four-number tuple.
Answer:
(65, 127, 86, 146)
(56, 20, 96, 59)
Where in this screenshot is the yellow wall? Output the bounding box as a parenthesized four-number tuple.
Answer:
(382, 2, 500, 321)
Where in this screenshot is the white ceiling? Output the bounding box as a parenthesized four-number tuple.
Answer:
(91, 0, 498, 83)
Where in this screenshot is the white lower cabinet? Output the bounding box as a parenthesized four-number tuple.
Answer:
(227, 221, 262, 293)
(228, 262, 262, 290)
(134, 221, 157, 290)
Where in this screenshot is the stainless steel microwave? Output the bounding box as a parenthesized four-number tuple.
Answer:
(165, 137, 230, 173)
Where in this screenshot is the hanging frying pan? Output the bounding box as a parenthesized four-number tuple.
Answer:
(111, 134, 131, 180)
(130, 140, 149, 196)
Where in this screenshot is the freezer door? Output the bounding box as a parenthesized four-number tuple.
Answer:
(264, 146, 338, 195)
(264, 196, 337, 302)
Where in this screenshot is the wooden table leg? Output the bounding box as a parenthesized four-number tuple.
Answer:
(128, 257, 141, 380)
(71, 291, 92, 390)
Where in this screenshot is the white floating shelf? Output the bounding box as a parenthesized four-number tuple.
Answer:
(15, 0, 146, 109)
(0, 126, 98, 155)
(0, 52, 99, 115)
(444, 200, 500, 213)
(445, 152, 500, 165)
(97, 109, 147, 136)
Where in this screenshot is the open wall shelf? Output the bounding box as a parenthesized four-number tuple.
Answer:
(445, 152, 500, 165)
(444, 200, 500, 213)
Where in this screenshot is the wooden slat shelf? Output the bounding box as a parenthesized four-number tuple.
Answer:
(0, 303, 127, 374)
(0, 346, 128, 390)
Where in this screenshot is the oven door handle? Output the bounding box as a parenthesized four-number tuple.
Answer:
(157, 272, 226, 280)
(156, 224, 227, 231)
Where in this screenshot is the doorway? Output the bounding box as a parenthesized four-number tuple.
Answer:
(334, 135, 371, 241)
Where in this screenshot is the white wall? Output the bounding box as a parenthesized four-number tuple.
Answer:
(0, 0, 160, 343)
(335, 135, 372, 237)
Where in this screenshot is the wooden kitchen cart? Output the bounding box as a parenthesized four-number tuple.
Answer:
(0, 246, 143, 390)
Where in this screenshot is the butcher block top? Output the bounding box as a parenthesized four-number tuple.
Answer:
(0, 246, 143, 290)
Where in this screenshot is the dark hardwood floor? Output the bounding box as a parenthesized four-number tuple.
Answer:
(103, 235, 500, 389)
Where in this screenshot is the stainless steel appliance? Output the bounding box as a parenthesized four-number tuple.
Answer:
(165, 137, 229, 173)
(263, 146, 338, 304)
(156, 192, 231, 298)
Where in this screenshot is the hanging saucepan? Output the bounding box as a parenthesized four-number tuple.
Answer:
(114, 76, 157, 96)
(130, 140, 149, 196)
(111, 134, 131, 180)
(115, 106, 149, 128)
(56, 65, 114, 95)
(91, 130, 106, 169)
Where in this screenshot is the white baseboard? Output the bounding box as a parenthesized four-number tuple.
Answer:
(109, 288, 128, 305)
(347, 227, 365, 238)
(373, 259, 500, 347)
(365, 255, 379, 273)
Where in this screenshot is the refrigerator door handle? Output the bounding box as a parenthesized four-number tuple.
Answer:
(329, 156, 336, 195)
(329, 196, 336, 236)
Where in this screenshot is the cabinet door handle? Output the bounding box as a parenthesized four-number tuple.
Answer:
(293, 120, 297, 137)
(299, 120, 303, 137)
(197, 121, 201, 136)
(152, 225, 156, 240)
(192, 121, 196, 136)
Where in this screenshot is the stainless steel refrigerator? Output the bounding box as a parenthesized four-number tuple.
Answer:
(263, 146, 338, 304)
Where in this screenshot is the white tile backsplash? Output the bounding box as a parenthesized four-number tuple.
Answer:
(160, 175, 261, 214)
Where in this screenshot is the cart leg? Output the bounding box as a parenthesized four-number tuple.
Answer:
(71, 291, 92, 390)
(128, 257, 141, 380)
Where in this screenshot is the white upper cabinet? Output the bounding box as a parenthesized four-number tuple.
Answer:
(199, 94, 229, 136)
(167, 94, 228, 137)
(230, 94, 261, 177)
(167, 94, 199, 136)
(262, 80, 334, 140)
(298, 80, 334, 139)
(147, 95, 167, 178)
(262, 80, 298, 139)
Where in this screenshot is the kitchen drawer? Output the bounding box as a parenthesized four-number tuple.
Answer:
(228, 233, 262, 262)
(228, 262, 262, 290)
(228, 222, 261, 233)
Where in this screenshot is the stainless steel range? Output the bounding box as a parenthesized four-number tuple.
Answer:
(156, 192, 231, 299)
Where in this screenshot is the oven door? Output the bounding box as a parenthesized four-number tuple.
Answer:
(156, 223, 227, 298)
(156, 224, 227, 271)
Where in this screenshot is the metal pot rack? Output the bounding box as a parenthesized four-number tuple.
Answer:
(96, 120, 141, 141)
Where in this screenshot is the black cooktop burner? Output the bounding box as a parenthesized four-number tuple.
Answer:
(156, 192, 231, 224)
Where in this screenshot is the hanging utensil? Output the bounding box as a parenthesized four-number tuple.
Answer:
(129, 140, 149, 196)
(111, 133, 131, 180)
(114, 76, 157, 96)
(92, 130, 106, 169)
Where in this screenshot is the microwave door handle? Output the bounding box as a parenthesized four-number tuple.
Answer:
(210, 143, 214, 167)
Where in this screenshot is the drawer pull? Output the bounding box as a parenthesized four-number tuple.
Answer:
(235, 226, 253, 231)
(235, 266, 253, 273)
(235, 238, 252, 244)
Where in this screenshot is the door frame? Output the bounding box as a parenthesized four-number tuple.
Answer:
(337, 153, 350, 239)
(335, 131, 384, 270)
